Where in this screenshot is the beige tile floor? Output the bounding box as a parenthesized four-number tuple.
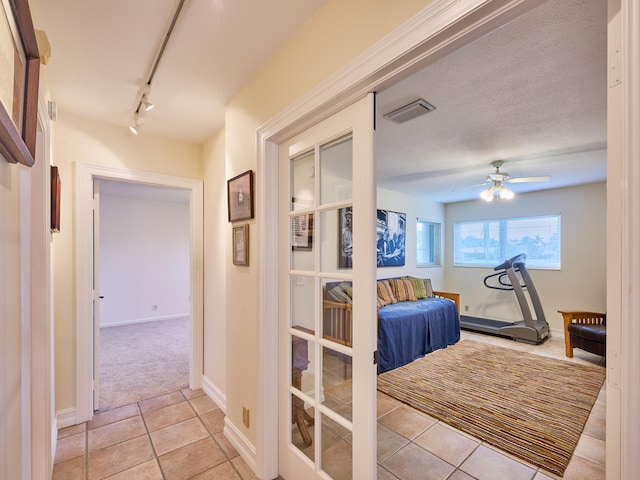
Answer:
(53, 389, 262, 480)
(53, 331, 605, 479)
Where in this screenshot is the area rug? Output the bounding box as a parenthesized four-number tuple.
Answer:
(377, 340, 605, 476)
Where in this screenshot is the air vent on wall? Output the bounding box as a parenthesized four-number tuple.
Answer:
(383, 99, 436, 124)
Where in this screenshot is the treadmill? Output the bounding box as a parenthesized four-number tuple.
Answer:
(459, 253, 549, 344)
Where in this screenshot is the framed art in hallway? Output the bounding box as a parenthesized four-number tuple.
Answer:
(227, 170, 254, 222)
(0, 0, 40, 167)
(50, 165, 61, 232)
(232, 224, 249, 266)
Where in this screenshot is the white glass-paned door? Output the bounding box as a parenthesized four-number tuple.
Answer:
(278, 95, 377, 480)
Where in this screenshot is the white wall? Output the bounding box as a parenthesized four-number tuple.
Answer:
(99, 193, 190, 326)
(444, 182, 606, 332)
(377, 187, 445, 287)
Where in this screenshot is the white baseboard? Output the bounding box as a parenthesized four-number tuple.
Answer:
(56, 408, 77, 429)
(100, 314, 189, 328)
(202, 375, 226, 414)
(549, 328, 563, 340)
(224, 418, 256, 474)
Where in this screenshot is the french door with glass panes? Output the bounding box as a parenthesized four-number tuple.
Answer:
(278, 95, 377, 479)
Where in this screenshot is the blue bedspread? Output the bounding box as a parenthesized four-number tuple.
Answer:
(377, 298, 460, 373)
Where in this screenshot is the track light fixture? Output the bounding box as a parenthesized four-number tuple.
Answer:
(127, 0, 187, 135)
(129, 114, 141, 135)
(142, 94, 154, 112)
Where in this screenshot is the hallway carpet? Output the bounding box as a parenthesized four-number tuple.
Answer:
(99, 317, 189, 410)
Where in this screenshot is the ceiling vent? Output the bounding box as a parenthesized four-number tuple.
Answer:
(383, 99, 436, 124)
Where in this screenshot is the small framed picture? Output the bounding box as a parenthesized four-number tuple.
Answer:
(232, 224, 249, 266)
(292, 213, 313, 251)
(227, 170, 254, 222)
(51, 166, 61, 232)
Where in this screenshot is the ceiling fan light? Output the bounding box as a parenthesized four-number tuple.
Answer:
(129, 124, 139, 135)
(499, 186, 515, 199)
(480, 188, 495, 202)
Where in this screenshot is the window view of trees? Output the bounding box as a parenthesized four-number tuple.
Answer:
(453, 215, 561, 269)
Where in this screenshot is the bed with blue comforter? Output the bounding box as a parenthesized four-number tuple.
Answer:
(377, 297, 460, 372)
(322, 279, 460, 373)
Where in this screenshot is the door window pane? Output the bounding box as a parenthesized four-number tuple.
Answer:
(291, 151, 315, 210)
(320, 136, 352, 205)
(291, 276, 314, 331)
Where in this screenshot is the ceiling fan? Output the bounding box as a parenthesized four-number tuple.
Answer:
(461, 160, 551, 201)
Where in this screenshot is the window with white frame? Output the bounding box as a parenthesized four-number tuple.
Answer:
(453, 215, 561, 269)
(416, 220, 441, 267)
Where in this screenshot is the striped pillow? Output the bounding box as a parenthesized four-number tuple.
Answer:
(326, 282, 353, 304)
(405, 276, 427, 299)
(388, 278, 417, 302)
(376, 296, 388, 310)
(376, 280, 397, 305)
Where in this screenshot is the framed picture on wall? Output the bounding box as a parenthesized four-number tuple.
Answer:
(232, 224, 249, 266)
(377, 209, 406, 267)
(227, 170, 254, 222)
(0, 0, 40, 167)
(51, 166, 61, 232)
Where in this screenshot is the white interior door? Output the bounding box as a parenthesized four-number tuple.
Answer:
(278, 95, 377, 479)
(92, 180, 101, 410)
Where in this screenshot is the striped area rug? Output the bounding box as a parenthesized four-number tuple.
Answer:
(377, 339, 605, 476)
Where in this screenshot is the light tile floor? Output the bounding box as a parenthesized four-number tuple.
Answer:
(53, 389, 262, 480)
(374, 331, 606, 480)
(53, 331, 605, 479)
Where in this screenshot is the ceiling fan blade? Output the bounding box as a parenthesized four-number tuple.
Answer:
(452, 181, 490, 192)
(507, 175, 551, 183)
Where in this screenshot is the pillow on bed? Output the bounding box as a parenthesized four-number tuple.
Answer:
(423, 278, 434, 298)
(376, 280, 397, 305)
(376, 296, 388, 310)
(388, 278, 417, 302)
(405, 276, 427, 299)
(326, 282, 353, 304)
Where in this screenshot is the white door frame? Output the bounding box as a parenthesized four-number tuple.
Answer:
(74, 163, 204, 423)
(256, 0, 639, 478)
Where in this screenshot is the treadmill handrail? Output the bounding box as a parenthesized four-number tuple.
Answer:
(484, 271, 514, 290)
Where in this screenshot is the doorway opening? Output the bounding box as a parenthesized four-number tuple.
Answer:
(75, 163, 204, 423)
(94, 179, 191, 411)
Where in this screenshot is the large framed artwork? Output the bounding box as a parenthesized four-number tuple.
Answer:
(227, 170, 254, 222)
(338, 207, 407, 267)
(377, 209, 406, 267)
(0, 0, 40, 167)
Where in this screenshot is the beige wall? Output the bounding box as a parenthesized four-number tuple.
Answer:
(0, 162, 25, 479)
(444, 182, 607, 332)
(52, 111, 202, 414)
(221, 0, 434, 445)
(202, 128, 227, 396)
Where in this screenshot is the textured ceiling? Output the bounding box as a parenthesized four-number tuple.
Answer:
(375, 0, 607, 203)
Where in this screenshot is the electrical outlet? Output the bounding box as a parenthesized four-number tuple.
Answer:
(464, 305, 469, 312)
(242, 407, 250, 427)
